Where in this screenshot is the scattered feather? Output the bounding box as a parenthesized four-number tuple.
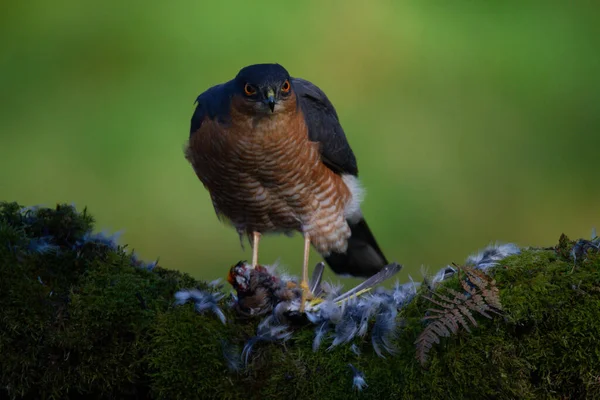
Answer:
(19, 205, 41, 224)
(174, 288, 226, 324)
(306, 299, 343, 324)
(241, 336, 265, 366)
(309, 262, 325, 295)
(28, 236, 59, 254)
(329, 306, 359, 349)
(19, 205, 41, 215)
(350, 343, 361, 357)
(570, 235, 600, 265)
(392, 278, 419, 308)
(220, 339, 241, 372)
(75, 230, 123, 250)
(313, 321, 329, 352)
(208, 278, 223, 289)
(431, 266, 456, 288)
(242, 316, 292, 365)
(348, 364, 367, 391)
(466, 243, 520, 271)
(321, 280, 344, 299)
(333, 263, 402, 304)
(371, 298, 398, 357)
(130, 251, 158, 271)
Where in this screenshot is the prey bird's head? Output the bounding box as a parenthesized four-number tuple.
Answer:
(234, 63, 293, 114)
(227, 261, 252, 293)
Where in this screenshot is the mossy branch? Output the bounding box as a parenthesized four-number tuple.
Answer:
(1, 201, 600, 400)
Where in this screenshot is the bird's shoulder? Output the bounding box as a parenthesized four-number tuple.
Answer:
(292, 77, 358, 176)
(190, 80, 235, 138)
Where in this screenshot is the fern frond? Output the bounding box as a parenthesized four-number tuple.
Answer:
(463, 267, 503, 310)
(414, 331, 438, 366)
(415, 265, 503, 366)
(450, 307, 473, 332)
(430, 291, 462, 305)
(456, 304, 477, 327)
(445, 287, 470, 302)
(422, 294, 454, 309)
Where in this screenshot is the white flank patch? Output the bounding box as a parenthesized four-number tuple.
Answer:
(342, 174, 364, 223)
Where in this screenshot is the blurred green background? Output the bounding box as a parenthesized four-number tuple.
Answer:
(1, 1, 599, 286)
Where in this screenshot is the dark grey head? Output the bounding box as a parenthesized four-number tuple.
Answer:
(234, 63, 293, 113)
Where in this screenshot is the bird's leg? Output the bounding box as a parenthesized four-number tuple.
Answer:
(299, 233, 312, 312)
(251, 231, 261, 268)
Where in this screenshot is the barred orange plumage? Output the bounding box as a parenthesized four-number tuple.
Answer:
(185, 93, 352, 255)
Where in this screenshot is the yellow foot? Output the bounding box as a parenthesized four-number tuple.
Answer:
(299, 280, 312, 313)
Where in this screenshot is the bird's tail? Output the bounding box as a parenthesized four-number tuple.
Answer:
(324, 218, 389, 277)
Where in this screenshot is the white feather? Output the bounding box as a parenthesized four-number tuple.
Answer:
(342, 174, 364, 223)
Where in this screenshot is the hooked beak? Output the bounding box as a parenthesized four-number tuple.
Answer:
(265, 88, 276, 112)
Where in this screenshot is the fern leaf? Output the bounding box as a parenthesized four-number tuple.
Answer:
(469, 293, 497, 318)
(440, 314, 460, 334)
(423, 309, 448, 318)
(450, 308, 472, 332)
(423, 294, 454, 309)
(415, 264, 503, 366)
(464, 267, 503, 310)
(445, 287, 470, 302)
(430, 291, 461, 306)
(456, 304, 477, 327)
(459, 277, 477, 296)
(430, 320, 452, 337)
(415, 332, 437, 366)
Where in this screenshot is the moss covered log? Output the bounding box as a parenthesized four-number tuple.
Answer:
(1, 201, 599, 399)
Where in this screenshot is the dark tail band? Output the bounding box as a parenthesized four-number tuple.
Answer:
(324, 218, 388, 277)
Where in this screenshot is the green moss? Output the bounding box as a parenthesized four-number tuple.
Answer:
(0, 202, 205, 399)
(149, 306, 243, 400)
(2, 201, 600, 399)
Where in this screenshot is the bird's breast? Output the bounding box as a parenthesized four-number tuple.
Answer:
(186, 108, 352, 250)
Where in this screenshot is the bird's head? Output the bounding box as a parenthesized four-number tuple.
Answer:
(227, 261, 281, 296)
(234, 63, 294, 114)
(227, 261, 252, 293)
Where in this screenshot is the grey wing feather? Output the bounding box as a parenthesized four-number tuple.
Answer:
(309, 262, 325, 296)
(292, 78, 358, 176)
(332, 263, 402, 304)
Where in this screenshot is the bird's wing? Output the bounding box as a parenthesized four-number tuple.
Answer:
(309, 262, 325, 296)
(332, 262, 402, 304)
(292, 78, 359, 176)
(189, 81, 233, 138)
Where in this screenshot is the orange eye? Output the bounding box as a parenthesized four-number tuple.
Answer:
(244, 83, 256, 96)
(281, 80, 290, 93)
